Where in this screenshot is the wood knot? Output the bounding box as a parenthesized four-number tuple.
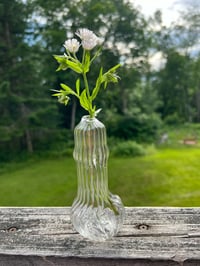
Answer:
(137, 223, 150, 230)
(6, 227, 18, 233)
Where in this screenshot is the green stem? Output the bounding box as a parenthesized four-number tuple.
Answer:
(83, 72, 94, 117)
(82, 49, 91, 99)
(82, 49, 85, 64)
(83, 72, 90, 98)
(82, 49, 96, 117)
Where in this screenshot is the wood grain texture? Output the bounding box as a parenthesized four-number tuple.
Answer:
(0, 207, 200, 265)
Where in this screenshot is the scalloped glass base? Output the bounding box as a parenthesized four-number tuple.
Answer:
(71, 194, 125, 241)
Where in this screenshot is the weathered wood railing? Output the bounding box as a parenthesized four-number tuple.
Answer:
(0, 207, 200, 265)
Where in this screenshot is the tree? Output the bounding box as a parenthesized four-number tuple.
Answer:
(176, 0, 200, 122)
(191, 57, 200, 122)
(150, 1, 200, 123)
(154, 50, 194, 122)
(0, 0, 59, 159)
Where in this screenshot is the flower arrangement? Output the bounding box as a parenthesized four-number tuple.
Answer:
(53, 28, 120, 118)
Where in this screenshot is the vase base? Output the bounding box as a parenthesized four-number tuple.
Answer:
(71, 204, 124, 241)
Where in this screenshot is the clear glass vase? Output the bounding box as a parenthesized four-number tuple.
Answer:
(71, 115, 125, 241)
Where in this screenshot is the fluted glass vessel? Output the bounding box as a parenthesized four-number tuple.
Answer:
(71, 115, 125, 241)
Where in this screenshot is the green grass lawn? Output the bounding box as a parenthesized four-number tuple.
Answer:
(0, 147, 200, 207)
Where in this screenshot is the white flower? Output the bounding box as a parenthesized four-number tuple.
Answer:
(64, 38, 80, 53)
(76, 28, 99, 50)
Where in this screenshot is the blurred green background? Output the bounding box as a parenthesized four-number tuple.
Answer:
(0, 0, 200, 206)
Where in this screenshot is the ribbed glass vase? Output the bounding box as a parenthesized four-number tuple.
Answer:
(71, 115, 125, 241)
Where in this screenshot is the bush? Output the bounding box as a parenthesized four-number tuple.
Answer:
(164, 113, 183, 125)
(107, 114, 162, 143)
(112, 141, 146, 157)
(0, 128, 74, 163)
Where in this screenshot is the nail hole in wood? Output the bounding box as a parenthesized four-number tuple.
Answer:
(6, 227, 18, 233)
(137, 224, 149, 230)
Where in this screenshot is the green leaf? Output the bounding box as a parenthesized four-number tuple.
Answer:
(54, 55, 68, 71)
(53, 55, 66, 63)
(54, 55, 82, 73)
(60, 83, 77, 96)
(103, 72, 119, 83)
(66, 59, 82, 73)
(56, 65, 68, 71)
(76, 79, 80, 96)
(52, 93, 61, 96)
(58, 94, 70, 106)
(91, 67, 103, 100)
(52, 89, 70, 106)
(83, 51, 90, 73)
(80, 89, 90, 111)
(104, 81, 108, 90)
(102, 64, 121, 88)
(108, 63, 121, 73)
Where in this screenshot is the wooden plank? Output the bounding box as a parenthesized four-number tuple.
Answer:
(1, 255, 197, 266)
(0, 207, 200, 265)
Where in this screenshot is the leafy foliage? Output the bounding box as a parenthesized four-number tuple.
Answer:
(107, 114, 162, 143)
(112, 141, 146, 157)
(154, 50, 194, 122)
(0, 0, 59, 155)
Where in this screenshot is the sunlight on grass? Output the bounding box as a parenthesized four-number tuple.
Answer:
(0, 148, 200, 207)
(109, 148, 200, 206)
(0, 158, 77, 206)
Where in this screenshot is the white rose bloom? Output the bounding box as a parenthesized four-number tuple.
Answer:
(76, 28, 99, 50)
(64, 38, 80, 53)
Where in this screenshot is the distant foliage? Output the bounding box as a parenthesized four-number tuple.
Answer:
(112, 141, 146, 157)
(107, 114, 162, 143)
(164, 113, 184, 125)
